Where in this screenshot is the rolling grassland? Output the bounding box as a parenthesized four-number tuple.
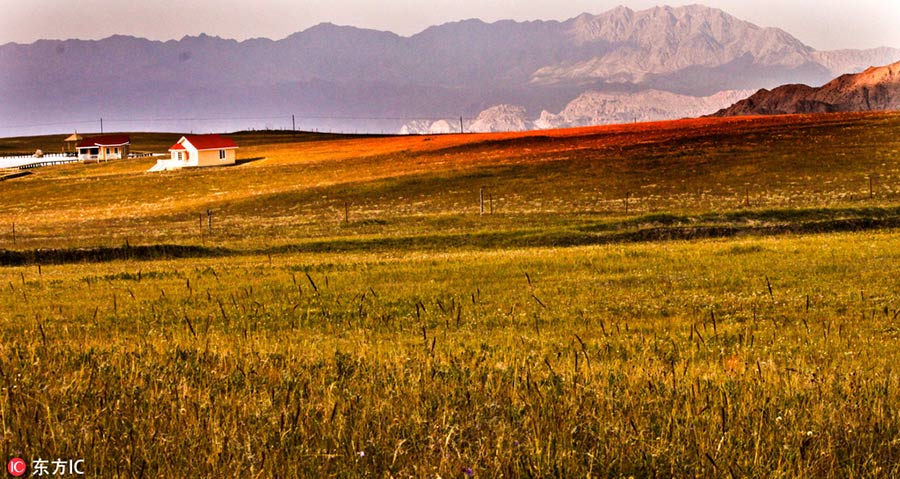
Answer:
(2, 112, 900, 477)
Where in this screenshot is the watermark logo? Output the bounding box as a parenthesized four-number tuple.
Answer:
(31, 458, 85, 476)
(6, 457, 85, 477)
(7, 457, 27, 477)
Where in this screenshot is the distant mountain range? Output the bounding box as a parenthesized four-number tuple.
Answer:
(402, 89, 753, 133)
(1, 5, 898, 136)
(713, 60, 900, 116)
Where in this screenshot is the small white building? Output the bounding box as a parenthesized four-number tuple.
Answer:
(149, 134, 238, 172)
(76, 135, 130, 162)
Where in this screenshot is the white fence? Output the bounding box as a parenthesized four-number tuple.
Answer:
(0, 153, 78, 169)
(0, 152, 166, 170)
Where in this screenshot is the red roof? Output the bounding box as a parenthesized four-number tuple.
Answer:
(169, 143, 186, 151)
(171, 134, 238, 151)
(76, 134, 130, 148)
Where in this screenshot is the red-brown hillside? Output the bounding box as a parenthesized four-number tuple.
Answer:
(713, 60, 900, 116)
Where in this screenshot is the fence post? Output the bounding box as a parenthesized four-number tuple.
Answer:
(480, 188, 484, 215)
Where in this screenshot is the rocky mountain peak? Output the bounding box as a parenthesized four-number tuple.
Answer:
(713, 59, 900, 116)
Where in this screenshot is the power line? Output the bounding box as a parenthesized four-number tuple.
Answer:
(105, 114, 476, 122)
(103, 115, 293, 123)
(0, 113, 478, 130)
(0, 119, 99, 128)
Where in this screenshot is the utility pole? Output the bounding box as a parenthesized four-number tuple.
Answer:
(459, 116, 464, 134)
(292, 114, 296, 132)
(100, 117, 104, 134)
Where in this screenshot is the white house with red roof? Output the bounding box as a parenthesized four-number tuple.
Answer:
(149, 134, 239, 172)
(76, 134, 130, 162)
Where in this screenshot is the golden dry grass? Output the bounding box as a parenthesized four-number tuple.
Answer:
(3, 112, 900, 477)
(4, 232, 900, 476)
(1, 111, 899, 250)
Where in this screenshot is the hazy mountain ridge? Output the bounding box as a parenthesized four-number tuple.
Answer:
(535, 89, 754, 128)
(1, 5, 898, 136)
(812, 48, 900, 79)
(401, 89, 752, 133)
(713, 60, 900, 116)
(534, 5, 818, 85)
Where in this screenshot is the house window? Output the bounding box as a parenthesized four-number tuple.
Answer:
(114, 147, 119, 154)
(219, 150, 226, 160)
(106, 148, 110, 155)
(177, 152, 183, 161)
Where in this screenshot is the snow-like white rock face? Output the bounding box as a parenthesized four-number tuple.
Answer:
(398, 119, 459, 135)
(533, 89, 754, 128)
(398, 105, 531, 134)
(428, 120, 458, 134)
(399, 89, 752, 134)
(398, 121, 432, 135)
(466, 105, 532, 133)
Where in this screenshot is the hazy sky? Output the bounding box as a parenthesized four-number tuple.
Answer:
(3, 0, 899, 51)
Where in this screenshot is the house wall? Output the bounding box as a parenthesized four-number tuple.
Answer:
(77, 148, 97, 161)
(99, 145, 129, 160)
(170, 144, 199, 166)
(196, 149, 236, 167)
(81, 145, 129, 161)
(165, 140, 237, 170)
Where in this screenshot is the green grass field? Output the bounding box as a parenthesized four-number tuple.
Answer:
(2, 112, 900, 477)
